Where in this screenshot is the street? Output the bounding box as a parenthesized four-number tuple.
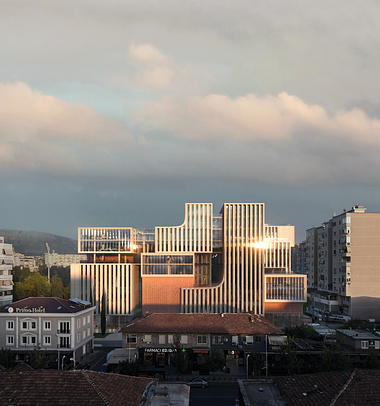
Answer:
(189, 382, 239, 406)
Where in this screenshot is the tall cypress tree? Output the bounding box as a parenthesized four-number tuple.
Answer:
(101, 293, 106, 335)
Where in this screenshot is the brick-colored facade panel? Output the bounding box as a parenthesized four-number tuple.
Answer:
(142, 276, 195, 314)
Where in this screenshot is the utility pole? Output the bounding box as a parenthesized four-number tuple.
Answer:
(45, 242, 51, 282)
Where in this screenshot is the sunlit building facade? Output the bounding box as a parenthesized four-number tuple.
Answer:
(0, 236, 14, 306)
(305, 205, 380, 320)
(71, 203, 306, 328)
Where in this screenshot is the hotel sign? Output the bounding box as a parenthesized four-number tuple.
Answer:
(8, 307, 46, 313)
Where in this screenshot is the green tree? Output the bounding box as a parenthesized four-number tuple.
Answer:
(12, 266, 32, 283)
(303, 296, 312, 313)
(50, 273, 70, 298)
(15, 272, 51, 299)
(284, 324, 321, 341)
(320, 341, 350, 372)
(116, 359, 142, 376)
(50, 273, 64, 297)
(170, 335, 188, 374)
(0, 348, 15, 369)
(205, 346, 225, 374)
(248, 350, 264, 377)
(29, 347, 49, 369)
(366, 350, 379, 369)
(280, 338, 301, 375)
(101, 293, 106, 335)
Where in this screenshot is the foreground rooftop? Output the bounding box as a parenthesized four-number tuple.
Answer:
(0, 364, 156, 406)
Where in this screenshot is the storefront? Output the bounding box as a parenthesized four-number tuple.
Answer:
(140, 347, 178, 367)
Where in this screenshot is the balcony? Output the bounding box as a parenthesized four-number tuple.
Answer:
(57, 329, 71, 335)
(57, 342, 71, 349)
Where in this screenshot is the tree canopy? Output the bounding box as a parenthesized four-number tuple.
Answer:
(14, 271, 70, 300)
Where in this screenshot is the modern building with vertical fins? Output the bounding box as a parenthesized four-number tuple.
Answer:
(71, 203, 306, 329)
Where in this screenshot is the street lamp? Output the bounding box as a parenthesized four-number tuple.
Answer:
(61, 355, 66, 371)
(265, 335, 268, 380)
(128, 334, 131, 362)
(246, 354, 250, 380)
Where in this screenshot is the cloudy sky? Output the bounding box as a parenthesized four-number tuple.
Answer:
(1, 0, 380, 241)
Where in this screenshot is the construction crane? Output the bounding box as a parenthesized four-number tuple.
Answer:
(45, 242, 51, 282)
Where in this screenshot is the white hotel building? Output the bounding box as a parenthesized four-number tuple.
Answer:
(71, 203, 306, 328)
(0, 297, 95, 367)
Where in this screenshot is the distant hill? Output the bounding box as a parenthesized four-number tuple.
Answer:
(0, 229, 77, 256)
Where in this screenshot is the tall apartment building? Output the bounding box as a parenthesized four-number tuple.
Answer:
(305, 205, 380, 320)
(0, 236, 14, 306)
(71, 203, 306, 328)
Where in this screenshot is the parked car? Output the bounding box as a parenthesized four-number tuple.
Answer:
(187, 378, 209, 388)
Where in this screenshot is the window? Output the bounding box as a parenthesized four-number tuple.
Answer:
(87, 328, 90, 337)
(126, 335, 137, 344)
(213, 336, 223, 344)
(77, 333, 81, 343)
(232, 335, 238, 345)
(197, 335, 207, 344)
(159, 335, 166, 344)
(21, 334, 37, 345)
(60, 336, 70, 348)
(6, 335, 14, 346)
(168, 335, 174, 344)
(144, 334, 152, 343)
(21, 319, 37, 331)
(87, 315, 91, 324)
(83, 317, 86, 326)
(6, 320, 14, 331)
(44, 321, 51, 331)
(181, 335, 188, 344)
(361, 341, 369, 349)
(376, 342, 380, 350)
(59, 321, 70, 334)
(246, 336, 253, 344)
(82, 330, 86, 339)
(43, 336, 51, 346)
(77, 319, 81, 328)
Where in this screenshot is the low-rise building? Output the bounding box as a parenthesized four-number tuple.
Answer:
(121, 313, 284, 372)
(0, 297, 95, 367)
(336, 329, 380, 353)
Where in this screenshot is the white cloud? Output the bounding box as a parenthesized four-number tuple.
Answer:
(128, 43, 176, 90)
(135, 92, 380, 146)
(0, 82, 133, 172)
(129, 43, 168, 64)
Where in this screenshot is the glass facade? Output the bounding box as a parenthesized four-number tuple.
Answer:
(79, 228, 134, 253)
(142, 254, 194, 275)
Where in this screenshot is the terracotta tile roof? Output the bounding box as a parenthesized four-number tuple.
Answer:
(276, 369, 380, 406)
(0, 297, 93, 314)
(0, 368, 156, 406)
(121, 313, 283, 335)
